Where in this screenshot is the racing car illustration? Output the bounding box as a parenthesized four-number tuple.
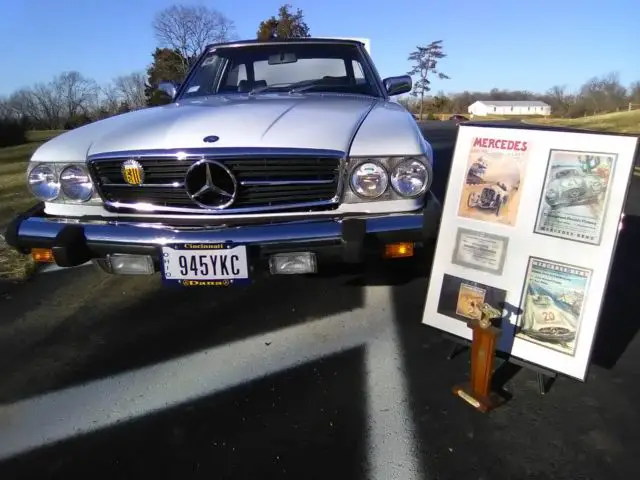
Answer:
(519, 293, 577, 346)
(544, 167, 605, 209)
(466, 157, 488, 184)
(467, 183, 509, 215)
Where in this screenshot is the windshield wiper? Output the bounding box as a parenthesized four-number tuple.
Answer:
(287, 79, 327, 94)
(249, 79, 366, 95)
(248, 79, 322, 96)
(247, 83, 291, 96)
(290, 81, 373, 95)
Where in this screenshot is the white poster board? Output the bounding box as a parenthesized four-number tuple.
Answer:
(422, 123, 639, 380)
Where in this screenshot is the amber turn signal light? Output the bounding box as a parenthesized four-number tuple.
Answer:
(383, 242, 414, 259)
(31, 248, 54, 263)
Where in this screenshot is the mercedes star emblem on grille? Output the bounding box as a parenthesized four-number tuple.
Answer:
(185, 159, 237, 209)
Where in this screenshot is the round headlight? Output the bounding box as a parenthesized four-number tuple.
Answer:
(390, 159, 429, 197)
(60, 165, 93, 201)
(28, 164, 60, 201)
(350, 162, 389, 198)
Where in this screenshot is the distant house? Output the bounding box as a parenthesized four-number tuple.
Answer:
(468, 100, 551, 117)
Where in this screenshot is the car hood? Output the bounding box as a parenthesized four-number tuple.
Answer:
(32, 94, 427, 162)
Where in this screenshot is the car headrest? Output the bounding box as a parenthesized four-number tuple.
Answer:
(237, 80, 268, 93)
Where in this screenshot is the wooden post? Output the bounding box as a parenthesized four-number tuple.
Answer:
(452, 303, 506, 413)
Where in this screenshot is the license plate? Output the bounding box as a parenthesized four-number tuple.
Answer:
(160, 243, 250, 286)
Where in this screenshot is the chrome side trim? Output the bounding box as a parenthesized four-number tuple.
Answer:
(239, 179, 335, 186)
(103, 183, 185, 188)
(87, 147, 346, 215)
(103, 199, 337, 214)
(17, 212, 425, 246)
(88, 147, 346, 161)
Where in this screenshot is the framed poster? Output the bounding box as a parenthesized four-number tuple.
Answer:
(437, 273, 508, 323)
(517, 257, 592, 357)
(534, 149, 617, 245)
(457, 136, 530, 227)
(422, 123, 639, 380)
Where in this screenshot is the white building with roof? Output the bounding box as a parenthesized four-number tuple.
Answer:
(468, 100, 551, 117)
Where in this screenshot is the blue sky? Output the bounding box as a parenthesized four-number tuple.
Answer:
(1, 0, 638, 96)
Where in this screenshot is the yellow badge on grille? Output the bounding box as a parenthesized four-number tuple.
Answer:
(121, 159, 144, 186)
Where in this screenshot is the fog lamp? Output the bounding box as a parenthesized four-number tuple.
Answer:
(106, 254, 155, 275)
(31, 248, 55, 263)
(269, 252, 317, 275)
(383, 242, 414, 259)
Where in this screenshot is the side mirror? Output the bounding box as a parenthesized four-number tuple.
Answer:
(383, 75, 412, 96)
(158, 81, 179, 100)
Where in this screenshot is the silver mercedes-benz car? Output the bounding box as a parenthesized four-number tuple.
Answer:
(5, 38, 441, 286)
(544, 167, 605, 209)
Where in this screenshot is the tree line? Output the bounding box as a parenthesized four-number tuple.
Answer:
(403, 41, 639, 120)
(1, 3, 638, 147)
(398, 72, 640, 119)
(0, 3, 308, 144)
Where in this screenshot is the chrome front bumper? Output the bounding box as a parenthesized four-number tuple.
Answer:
(5, 194, 441, 268)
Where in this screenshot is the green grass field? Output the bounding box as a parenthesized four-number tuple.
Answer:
(528, 110, 640, 177)
(0, 130, 64, 280)
(527, 109, 640, 134)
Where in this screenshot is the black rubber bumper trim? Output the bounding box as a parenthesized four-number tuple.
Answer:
(52, 225, 94, 267)
(341, 218, 367, 263)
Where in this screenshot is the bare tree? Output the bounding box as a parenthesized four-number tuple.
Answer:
(30, 82, 64, 129)
(152, 5, 236, 75)
(114, 72, 147, 109)
(578, 72, 627, 115)
(55, 71, 99, 120)
(99, 83, 122, 116)
(629, 81, 640, 105)
(0, 98, 14, 119)
(407, 40, 450, 121)
(9, 89, 40, 124)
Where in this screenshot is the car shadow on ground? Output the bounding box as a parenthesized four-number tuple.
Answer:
(0, 261, 376, 479)
(0, 347, 369, 480)
(389, 214, 640, 479)
(590, 213, 640, 368)
(0, 263, 367, 404)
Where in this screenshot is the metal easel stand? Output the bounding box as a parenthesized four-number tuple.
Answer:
(442, 332, 558, 396)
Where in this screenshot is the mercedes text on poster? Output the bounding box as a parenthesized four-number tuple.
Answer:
(534, 150, 616, 245)
(457, 137, 530, 226)
(517, 258, 592, 356)
(451, 227, 509, 275)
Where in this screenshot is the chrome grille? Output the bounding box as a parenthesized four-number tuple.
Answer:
(89, 153, 342, 213)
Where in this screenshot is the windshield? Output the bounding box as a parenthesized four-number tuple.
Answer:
(179, 42, 382, 98)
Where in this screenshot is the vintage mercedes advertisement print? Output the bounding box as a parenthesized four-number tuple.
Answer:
(517, 258, 592, 356)
(458, 136, 530, 226)
(534, 150, 616, 245)
(451, 227, 509, 275)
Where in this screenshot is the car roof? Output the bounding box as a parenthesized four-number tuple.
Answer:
(205, 38, 365, 50)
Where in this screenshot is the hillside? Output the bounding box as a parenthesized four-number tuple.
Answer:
(527, 109, 640, 134)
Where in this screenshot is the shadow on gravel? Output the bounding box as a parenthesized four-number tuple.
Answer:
(590, 213, 640, 369)
(389, 218, 640, 480)
(0, 347, 368, 480)
(0, 264, 366, 403)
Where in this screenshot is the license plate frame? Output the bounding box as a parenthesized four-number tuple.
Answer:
(160, 242, 251, 287)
